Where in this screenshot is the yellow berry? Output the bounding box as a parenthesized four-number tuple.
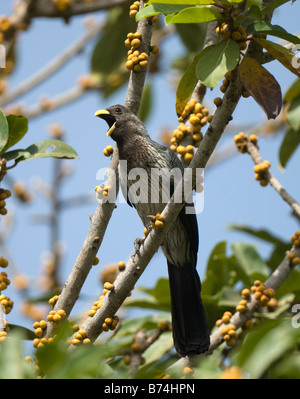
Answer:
(0, 257, 8, 268)
(155, 220, 164, 229)
(103, 145, 113, 157)
(184, 153, 193, 163)
(214, 97, 222, 106)
(241, 288, 250, 297)
(176, 145, 186, 155)
(93, 256, 99, 266)
(104, 282, 114, 290)
(57, 309, 66, 318)
(124, 355, 131, 365)
(183, 366, 194, 375)
(131, 38, 141, 49)
(88, 309, 96, 317)
(292, 257, 300, 265)
(151, 45, 159, 54)
(222, 315, 230, 324)
(131, 342, 141, 352)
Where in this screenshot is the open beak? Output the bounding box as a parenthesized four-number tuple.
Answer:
(94, 109, 116, 137)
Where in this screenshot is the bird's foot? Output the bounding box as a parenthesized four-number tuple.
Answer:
(132, 237, 145, 260)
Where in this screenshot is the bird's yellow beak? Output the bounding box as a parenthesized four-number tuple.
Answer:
(94, 109, 109, 117)
(94, 109, 116, 137)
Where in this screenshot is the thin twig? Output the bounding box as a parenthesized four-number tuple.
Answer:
(247, 141, 300, 219)
(0, 22, 103, 107)
(30, 0, 131, 19)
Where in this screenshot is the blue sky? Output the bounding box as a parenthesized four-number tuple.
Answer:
(0, 1, 300, 352)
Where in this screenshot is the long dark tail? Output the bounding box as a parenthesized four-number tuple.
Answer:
(167, 261, 210, 357)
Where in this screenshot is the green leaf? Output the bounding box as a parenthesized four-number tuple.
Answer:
(256, 38, 300, 78)
(8, 324, 36, 340)
(2, 139, 78, 163)
(276, 269, 300, 299)
(136, 4, 190, 20)
(0, 109, 9, 153)
(0, 333, 36, 379)
(270, 352, 300, 379)
(202, 241, 228, 296)
(113, 314, 171, 338)
(279, 127, 300, 167)
(196, 39, 240, 88)
(125, 278, 171, 311)
(228, 225, 289, 247)
(246, 4, 262, 20)
(261, 0, 292, 16)
(221, 0, 245, 3)
(284, 78, 300, 103)
(91, 7, 135, 81)
(165, 6, 222, 25)
(146, 0, 215, 4)
(239, 56, 282, 119)
(176, 53, 200, 115)
(248, 21, 300, 44)
(235, 320, 300, 378)
(287, 95, 300, 130)
(231, 242, 269, 282)
(0, 114, 28, 154)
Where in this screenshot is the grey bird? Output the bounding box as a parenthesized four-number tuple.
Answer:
(95, 104, 210, 357)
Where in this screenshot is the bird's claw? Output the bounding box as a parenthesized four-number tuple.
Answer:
(132, 237, 145, 259)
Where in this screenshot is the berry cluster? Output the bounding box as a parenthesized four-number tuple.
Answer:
(0, 16, 12, 33)
(71, 328, 91, 346)
(253, 160, 271, 187)
(87, 282, 115, 318)
(103, 145, 114, 157)
(216, 23, 248, 50)
(0, 189, 11, 215)
(220, 318, 237, 347)
(171, 99, 212, 161)
(287, 232, 300, 266)
(129, 1, 140, 19)
(0, 271, 10, 291)
(48, 294, 60, 307)
(0, 294, 13, 315)
(102, 315, 119, 332)
(95, 184, 111, 200)
(250, 280, 276, 308)
(150, 213, 164, 230)
(234, 132, 258, 153)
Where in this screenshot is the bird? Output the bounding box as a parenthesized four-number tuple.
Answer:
(95, 104, 210, 357)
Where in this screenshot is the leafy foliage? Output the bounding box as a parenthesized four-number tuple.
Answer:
(0, 111, 78, 165)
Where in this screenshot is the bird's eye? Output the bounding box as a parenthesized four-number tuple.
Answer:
(115, 107, 122, 114)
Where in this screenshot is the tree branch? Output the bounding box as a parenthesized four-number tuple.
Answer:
(247, 140, 300, 219)
(0, 21, 103, 107)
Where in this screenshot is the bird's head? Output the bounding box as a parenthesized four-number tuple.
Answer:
(94, 104, 147, 143)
